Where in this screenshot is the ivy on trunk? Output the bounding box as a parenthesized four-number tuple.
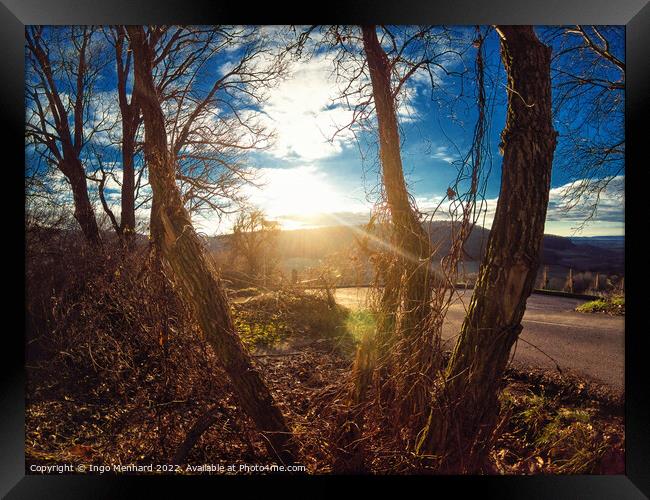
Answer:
(417, 25, 558, 473)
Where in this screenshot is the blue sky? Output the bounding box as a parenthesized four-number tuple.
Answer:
(205, 26, 625, 237)
(26, 26, 625, 238)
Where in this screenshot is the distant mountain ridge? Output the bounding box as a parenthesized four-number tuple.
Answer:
(208, 221, 624, 274)
(27, 221, 623, 275)
(569, 236, 625, 251)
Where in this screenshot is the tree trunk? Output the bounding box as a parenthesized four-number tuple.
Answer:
(417, 26, 557, 472)
(115, 29, 138, 240)
(61, 156, 102, 247)
(361, 25, 437, 413)
(120, 128, 137, 238)
(334, 27, 440, 471)
(127, 26, 298, 465)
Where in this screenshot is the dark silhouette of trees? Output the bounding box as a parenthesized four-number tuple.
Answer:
(26, 26, 147, 244)
(26, 26, 107, 246)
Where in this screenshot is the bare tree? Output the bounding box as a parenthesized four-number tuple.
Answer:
(359, 25, 439, 414)
(144, 26, 285, 222)
(25, 26, 109, 246)
(229, 208, 279, 284)
(87, 26, 279, 240)
(27, 26, 286, 245)
(301, 24, 470, 378)
(126, 25, 298, 465)
(288, 25, 475, 471)
(290, 25, 560, 473)
(110, 26, 143, 239)
(541, 25, 624, 228)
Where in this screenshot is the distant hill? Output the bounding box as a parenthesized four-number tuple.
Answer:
(570, 236, 625, 251)
(207, 221, 624, 275)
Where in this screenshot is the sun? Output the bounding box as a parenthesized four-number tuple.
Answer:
(246, 166, 346, 228)
(196, 164, 370, 235)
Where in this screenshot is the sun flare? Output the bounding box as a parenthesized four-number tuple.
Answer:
(244, 165, 366, 230)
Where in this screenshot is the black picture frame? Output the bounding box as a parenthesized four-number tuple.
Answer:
(4, 0, 648, 497)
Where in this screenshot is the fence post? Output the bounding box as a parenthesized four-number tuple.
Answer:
(564, 268, 574, 293)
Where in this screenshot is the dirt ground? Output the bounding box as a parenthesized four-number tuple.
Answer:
(26, 332, 624, 475)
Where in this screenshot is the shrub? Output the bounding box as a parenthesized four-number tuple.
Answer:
(576, 296, 625, 315)
(232, 289, 352, 351)
(25, 240, 247, 466)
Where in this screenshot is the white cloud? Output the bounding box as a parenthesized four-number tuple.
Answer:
(258, 54, 358, 162)
(546, 176, 624, 224)
(415, 175, 624, 236)
(256, 47, 440, 163)
(396, 84, 421, 124)
(431, 145, 455, 164)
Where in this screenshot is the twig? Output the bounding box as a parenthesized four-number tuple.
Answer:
(516, 337, 564, 375)
(253, 352, 303, 358)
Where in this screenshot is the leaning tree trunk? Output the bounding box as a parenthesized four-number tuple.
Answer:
(417, 26, 558, 472)
(127, 26, 298, 465)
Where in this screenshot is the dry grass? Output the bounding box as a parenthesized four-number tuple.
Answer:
(25, 235, 624, 475)
(494, 385, 624, 474)
(232, 288, 353, 352)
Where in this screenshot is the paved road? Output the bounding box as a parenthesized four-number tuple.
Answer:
(334, 288, 625, 394)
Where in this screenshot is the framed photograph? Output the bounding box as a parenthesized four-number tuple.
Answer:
(5, 0, 648, 497)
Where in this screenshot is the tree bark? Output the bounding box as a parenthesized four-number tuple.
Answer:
(62, 156, 103, 247)
(119, 131, 137, 238)
(361, 25, 437, 411)
(417, 26, 557, 472)
(127, 26, 298, 465)
(115, 29, 139, 240)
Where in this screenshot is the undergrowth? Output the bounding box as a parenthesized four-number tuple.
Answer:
(232, 289, 353, 352)
(494, 387, 624, 474)
(25, 233, 624, 475)
(576, 296, 625, 316)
